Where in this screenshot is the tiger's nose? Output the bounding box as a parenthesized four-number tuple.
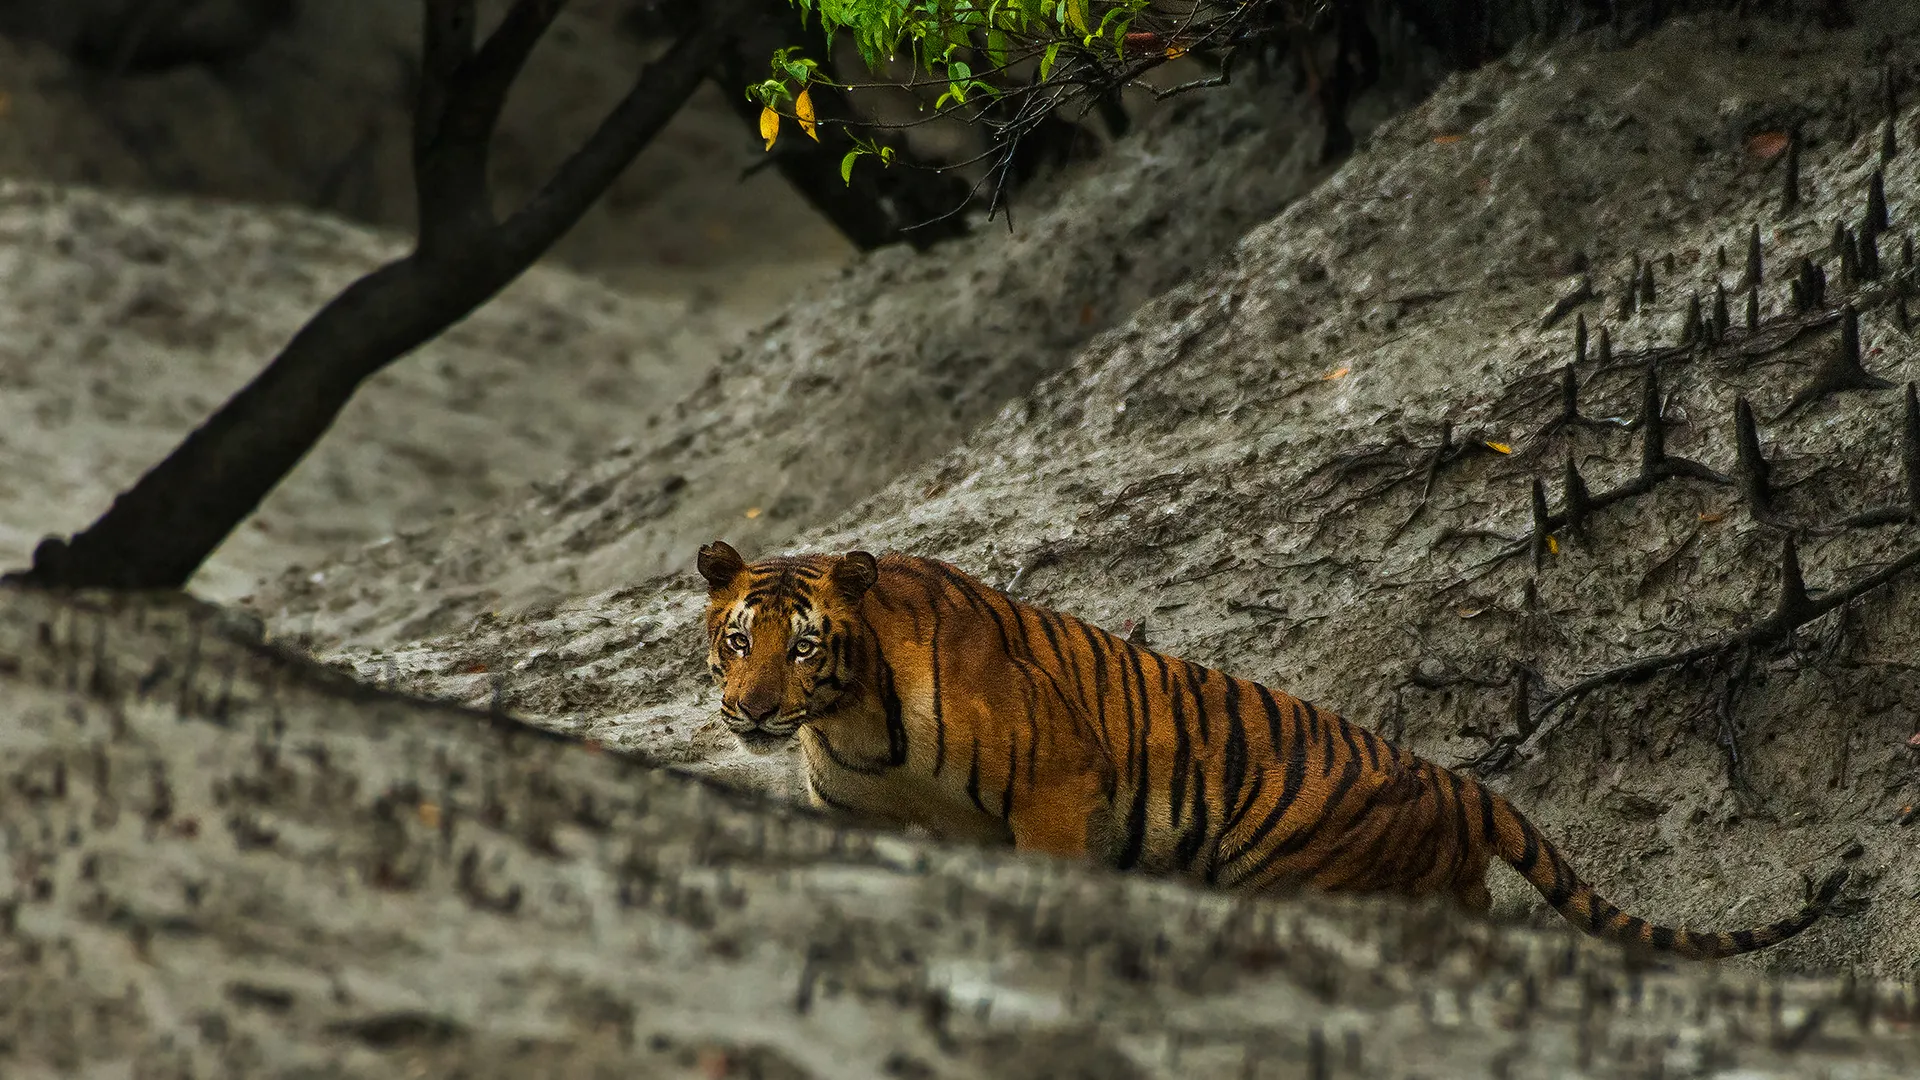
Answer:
(740, 694, 780, 724)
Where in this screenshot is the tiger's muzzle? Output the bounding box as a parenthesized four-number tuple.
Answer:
(720, 702, 806, 754)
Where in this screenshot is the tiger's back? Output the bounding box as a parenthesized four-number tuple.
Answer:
(698, 542, 1845, 961)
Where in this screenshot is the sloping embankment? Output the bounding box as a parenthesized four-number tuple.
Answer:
(304, 3, 1920, 983)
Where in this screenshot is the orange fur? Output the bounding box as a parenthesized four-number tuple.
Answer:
(697, 542, 1845, 960)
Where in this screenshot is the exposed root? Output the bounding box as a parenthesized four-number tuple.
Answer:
(1497, 535, 1920, 773)
(1778, 305, 1894, 418)
(1735, 396, 1795, 529)
(1835, 382, 1920, 527)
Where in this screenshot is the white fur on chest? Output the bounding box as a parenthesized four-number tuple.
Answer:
(797, 723, 1010, 846)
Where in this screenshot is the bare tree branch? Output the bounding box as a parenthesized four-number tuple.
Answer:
(460, 0, 569, 146)
(499, 6, 744, 264)
(8, 0, 752, 591)
(414, 0, 485, 246)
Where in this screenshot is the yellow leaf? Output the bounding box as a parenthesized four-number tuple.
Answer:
(794, 89, 818, 141)
(1547, 535, 1560, 554)
(1065, 0, 1089, 34)
(1322, 366, 1351, 381)
(417, 803, 441, 829)
(1485, 441, 1512, 454)
(745, 507, 762, 519)
(1164, 45, 1187, 59)
(759, 106, 779, 151)
(1698, 511, 1724, 523)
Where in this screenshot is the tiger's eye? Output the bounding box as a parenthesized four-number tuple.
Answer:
(791, 639, 817, 659)
(725, 631, 750, 653)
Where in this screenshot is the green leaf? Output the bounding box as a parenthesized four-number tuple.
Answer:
(1039, 40, 1061, 80)
(986, 28, 1009, 69)
(840, 149, 859, 184)
(747, 78, 790, 106)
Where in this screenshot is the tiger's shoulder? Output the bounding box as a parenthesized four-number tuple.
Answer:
(866, 552, 994, 599)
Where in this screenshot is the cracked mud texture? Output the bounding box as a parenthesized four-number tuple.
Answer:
(2, 586, 1917, 1078)
(271, 3, 1920, 986)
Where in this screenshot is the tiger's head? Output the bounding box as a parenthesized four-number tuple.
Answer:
(696, 540, 879, 753)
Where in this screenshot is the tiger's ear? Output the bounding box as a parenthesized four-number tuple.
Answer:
(697, 541, 746, 591)
(831, 551, 879, 601)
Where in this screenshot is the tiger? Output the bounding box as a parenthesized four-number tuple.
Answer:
(696, 540, 1847, 960)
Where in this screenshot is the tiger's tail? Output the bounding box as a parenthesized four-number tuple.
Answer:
(1477, 783, 1846, 960)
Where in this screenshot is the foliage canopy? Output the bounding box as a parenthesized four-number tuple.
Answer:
(748, 1, 1322, 187)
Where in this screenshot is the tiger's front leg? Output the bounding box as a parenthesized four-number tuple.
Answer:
(1005, 768, 1111, 861)
(997, 690, 1123, 862)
